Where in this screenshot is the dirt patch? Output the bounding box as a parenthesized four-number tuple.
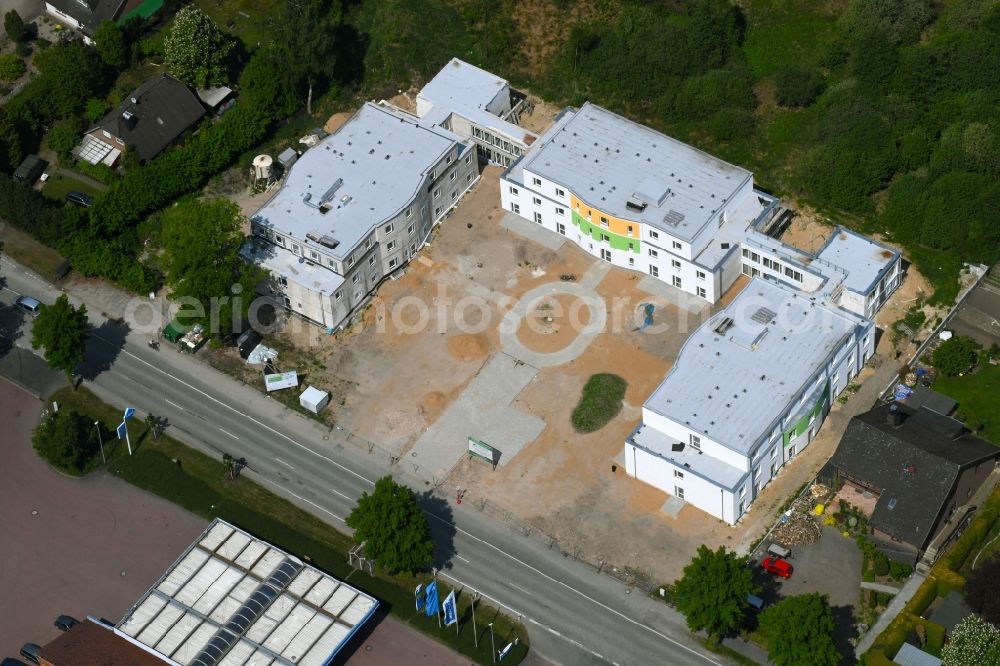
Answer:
(780, 203, 835, 253)
(447, 333, 491, 362)
(516, 293, 592, 353)
(324, 111, 354, 135)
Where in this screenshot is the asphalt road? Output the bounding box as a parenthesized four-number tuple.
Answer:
(0, 257, 727, 666)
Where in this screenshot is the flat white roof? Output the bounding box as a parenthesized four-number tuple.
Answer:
(119, 519, 378, 666)
(644, 278, 863, 455)
(418, 58, 537, 146)
(520, 103, 752, 241)
(241, 241, 344, 296)
(253, 102, 464, 260)
(815, 227, 900, 294)
(630, 424, 746, 489)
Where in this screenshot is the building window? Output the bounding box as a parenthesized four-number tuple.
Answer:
(386, 240, 396, 251)
(366, 237, 374, 249)
(384, 223, 394, 234)
(673, 276, 682, 288)
(739, 485, 746, 498)
(627, 225, 634, 236)
(600, 216, 609, 227)
(467, 173, 473, 183)
(348, 256, 355, 267)
(509, 186, 519, 195)
(672, 259, 681, 269)
(511, 203, 520, 214)
(334, 290, 341, 300)
(696, 270, 706, 280)
(649, 265, 659, 278)
(648, 248, 658, 258)
(352, 274, 360, 284)
(770, 462, 777, 477)
(771, 446, 777, 459)
(368, 255, 376, 267)
(672, 241, 682, 250)
(327, 258, 336, 268)
(407, 223, 415, 234)
(556, 207, 565, 216)
(788, 445, 796, 458)
(532, 177, 542, 186)
(433, 188, 441, 198)
(600, 248, 611, 262)
(450, 171, 456, 181)
(557, 223, 566, 235)
(675, 486, 685, 499)
(601, 233, 610, 243)
(649, 230, 659, 240)
(389, 257, 398, 269)
(628, 257, 635, 266)
(742, 248, 750, 259)
(738, 500, 745, 515)
(690, 434, 701, 450)
(533, 196, 542, 206)
(674, 470, 684, 479)
(555, 188, 565, 197)
(535, 212, 543, 224)
(292, 243, 301, 255)
(435, 206, 441, 216)
(451, 190, 457, 200)
(696, 287, 706, 298)
(753, 466, 761, 479)
(466, 155, 472, 165)
(309, 250, 319, 260)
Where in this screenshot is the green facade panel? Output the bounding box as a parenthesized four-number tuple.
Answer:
(571, 212, 641, 253)
(782, 386, 829, 447)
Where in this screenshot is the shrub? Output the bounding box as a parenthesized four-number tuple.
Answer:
(0, 53, 25, 81)
(47, 118, 81, 161)
(571, 373, 627, 432)
(923, 620, 945, 655)
(32, 408, 101, 474)
(15, 40, 31, 58)
(889, 560, 912, 581)
(774, 66, 825, 107)
(931, 335, 981, 376)
(905, 576, 939, 616)
(874, 554, 890, 576)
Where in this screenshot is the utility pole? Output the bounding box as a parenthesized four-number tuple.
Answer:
(489, 622, 496, 663)
(472, 593, 478, 647)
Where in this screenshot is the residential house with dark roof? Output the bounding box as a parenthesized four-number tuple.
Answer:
(73, 74, 205, 166)
(821, 402, 999, 564)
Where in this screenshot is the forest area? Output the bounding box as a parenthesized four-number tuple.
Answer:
(346, 0, 1000, 303)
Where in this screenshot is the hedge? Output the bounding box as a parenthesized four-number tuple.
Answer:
(922, 620, 945, 655)
(862, 649, 896, 666)
(935, 568, 965, 597)
(905, 575, 939, 617)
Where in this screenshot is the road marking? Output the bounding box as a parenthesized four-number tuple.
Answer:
(254, 474, 346, 524)
(219, 427, 239, 440)
(275, 457, 294, 470)
(85, 330, 720, 665)
(165, 399, 183, 409)
(456, 555, 470, 563)
(509, 582, 532, 596)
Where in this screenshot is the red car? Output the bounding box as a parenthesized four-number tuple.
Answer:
(762, 557, 793, 579)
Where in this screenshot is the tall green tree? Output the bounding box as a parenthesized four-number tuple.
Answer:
(758, 594, 839, 666)
(941, 615, 1000, 666)
(164, 6, 233, 87)
(30, 294, 90, 385)
(32, 40, 105, 119)
(159, 197, 260, 335)
(4, 9, 25, 43)
(965, 554, 1000, 624)
(673, 545, 759, 643)
(270, 0, 341, 114)
(238, 47, 299, 118)
(32, 409, 101, 474)
(346, 476, 434, 574)
(94, 20, 128, 69)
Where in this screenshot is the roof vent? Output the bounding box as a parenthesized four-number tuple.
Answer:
(663, 210, 685, 227)
(714, 317, 735, 336)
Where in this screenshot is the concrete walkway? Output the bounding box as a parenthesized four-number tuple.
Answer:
(499, 212, 566, 252)
(855, 572, 927, 656)
(860, 582, 902, 594)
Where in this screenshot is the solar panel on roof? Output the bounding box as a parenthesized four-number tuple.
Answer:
(751, 307, 776, 324)
(663, 210, 685, 227)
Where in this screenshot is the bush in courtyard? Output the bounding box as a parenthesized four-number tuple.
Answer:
(931, 335, 981, 376)
(32, 408, 101, 474)
(0, 53, 25, 81)
(571, 373, 627, 432)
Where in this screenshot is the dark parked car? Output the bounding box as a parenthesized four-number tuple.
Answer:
(18, 644, 39, 665)
(54, 614, 79, 631)
(65, 191, 93, 207)
(2, 658, 27, 665)
(237, 329, 262, 359)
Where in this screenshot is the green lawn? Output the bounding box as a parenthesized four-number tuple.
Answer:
(41, 172, 102, 204)
(571, 373, 627, 433)
(48, 386, 528, 664)
(742, 0, 847, 78)
(932, 363, 1000, 445)
(193, 0, 283, 48)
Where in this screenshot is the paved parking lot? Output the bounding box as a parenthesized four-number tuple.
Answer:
(754, 526, 861, 609)
(0, 378, 207, 658)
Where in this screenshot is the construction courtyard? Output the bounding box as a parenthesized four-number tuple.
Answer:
(250, 164, 932, 583)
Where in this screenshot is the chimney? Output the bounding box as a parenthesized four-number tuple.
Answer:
(887, 403, 903, 427)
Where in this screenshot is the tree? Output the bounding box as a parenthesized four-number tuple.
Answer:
(163, 6, 232, 88)
(84, 97, 110, 124)
(4, 9, 25, 43)
(47, 118, 81, 161)
(94, 20, 128, 69)
(33, 40, 105, 119)
(270, 0, 341, 114)
(32, 409, 100, 473)
(941, 615, 1000, 666)
(30, 294, 90, 385)
(346, 476, 434, 574)
(0, 53, 25, 81)
(159, 197, 261, 335)
(931, 335, 981, 376)
(758, 594, 839, 666)
(145, 413, 163, 441)
(673, 545, 759, 642)
(840, 0, 932, 45)
(774, 66, 825, 107)
(964, 554, 1000, 624)
(238, 47, 299, 118)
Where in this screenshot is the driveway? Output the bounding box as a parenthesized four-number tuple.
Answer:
(0, 378, 207, 657)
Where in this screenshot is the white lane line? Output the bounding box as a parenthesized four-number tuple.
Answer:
(328, 486, 353, 501)
(165, 398, 183, 409)
(275, 457, 294, 470)
(218, 427, 239, 440)
(509, 583, 532, 596)
(456, 555, 470, 564)
(254, 474, 346, 524)
(89, 332, 718, 665)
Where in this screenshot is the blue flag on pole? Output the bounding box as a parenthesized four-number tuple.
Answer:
(424, 581, 438, 617)
(442, 590, 457, 626)
(415, 584, 424, 612)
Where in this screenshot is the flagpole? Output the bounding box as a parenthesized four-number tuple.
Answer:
(454, 591, 459, 637)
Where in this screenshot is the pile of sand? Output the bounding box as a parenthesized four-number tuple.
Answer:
(324, 112, 353, 135)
